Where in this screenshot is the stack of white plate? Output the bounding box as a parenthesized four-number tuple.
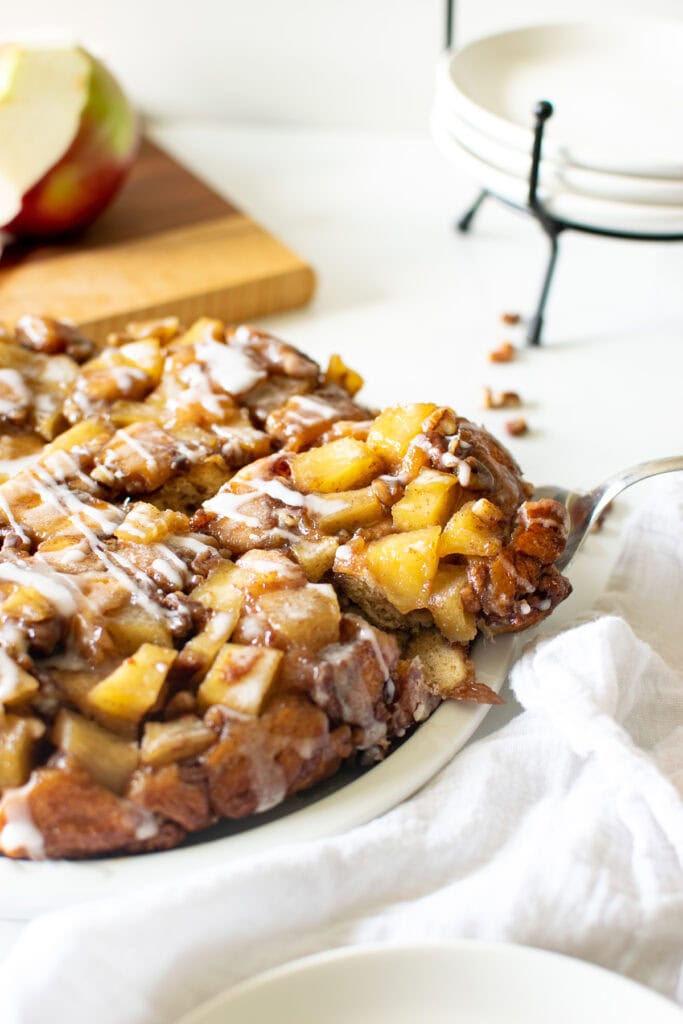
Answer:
(432, 20, 683, 234)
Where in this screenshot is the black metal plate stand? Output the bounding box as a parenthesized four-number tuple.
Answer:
(444, 2, 683, 345)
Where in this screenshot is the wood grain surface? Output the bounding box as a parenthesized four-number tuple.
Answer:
(0, 139, 315, 338)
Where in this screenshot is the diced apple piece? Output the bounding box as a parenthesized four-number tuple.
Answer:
(405, 630, 474, 699)
(176, 317, 225, 348)
(52, 709, 138, 794)
(391, 469, 459, 531)
(39, 419, 109, 460)
(197, 644, 283, 715)
(255, 583, 341, 651)
(428, 565, 477, 642)
(87, 644, 176, 723)
(120, 316, 181, 344)
(470, 498, 505, 528)
(324, 353, 364, 396)
(439, 501, 503, 557)
(118, 339, 164, 384)
(1, 585, 53, 622)
(105, 604, 173, 655)
(366, 526, 441, 614)
(175, 608, 241, 683)
(0, 715, 44, 789)
(232, 550, 307, 593)
(114, 502, 188, 544)
(109, 401, 162, 427)
(190, 564, 242, 613)
(0, 651, 39, 707)
(366, 403, 437, 467)
(92, 422, 177, 494)
(141, 716, 216, 767)
(306, 486, 384, 534)
(290, 438, 384, 494)
(291, 537, 339, 581)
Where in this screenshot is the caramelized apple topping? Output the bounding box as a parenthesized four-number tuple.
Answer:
(0, 315, 570, 860)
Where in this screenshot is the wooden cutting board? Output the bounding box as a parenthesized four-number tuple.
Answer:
(0, 139, 315, 340)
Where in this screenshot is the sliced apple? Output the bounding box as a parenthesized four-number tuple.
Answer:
(0, 45, 138, 238)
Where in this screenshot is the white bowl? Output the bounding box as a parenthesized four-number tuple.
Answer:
(439, 21, 683, 178)
(178, 941, 683, 1024)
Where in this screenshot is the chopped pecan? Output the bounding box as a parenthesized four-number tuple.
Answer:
(505, 418, 528, 437)
(482, 388, 522, 410)
(488, 341, 516, 363)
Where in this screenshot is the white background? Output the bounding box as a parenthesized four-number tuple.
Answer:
(3, 0, 683, 129)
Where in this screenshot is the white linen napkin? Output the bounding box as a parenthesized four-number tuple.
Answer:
(2, 478, 682, 1024)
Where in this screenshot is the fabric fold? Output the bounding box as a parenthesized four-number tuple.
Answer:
(2, 480, 682, 1024)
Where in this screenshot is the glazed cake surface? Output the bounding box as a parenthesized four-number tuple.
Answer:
(0, 316, 571, 859)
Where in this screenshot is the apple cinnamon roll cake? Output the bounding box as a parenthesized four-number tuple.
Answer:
(0, 315, 571, 859)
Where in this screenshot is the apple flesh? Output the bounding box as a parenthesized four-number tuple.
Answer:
(0, 45, 138, 239)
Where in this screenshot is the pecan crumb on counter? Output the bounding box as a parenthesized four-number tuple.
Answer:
(500, 312, 521, 326)
(482, 387, 522, 410)
(488, 341, 516, 363)
(505, 417, 529, 437)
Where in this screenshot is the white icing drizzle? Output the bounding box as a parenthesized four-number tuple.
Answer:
(0, 561, 77, 615)
(0, 489, 31, 543)
(522, 514, 565, 532)
(0, 779, 45, 860)
(285, 394, 338, 423)
(45, 546, 87, 568)
(333, 544, 353, 567)
(151, 557, 186, 589)
(255, 479, 306, 507)
(0, 618, 23, 655)
(203, 489, 262, 525)
(174, 363, 227, 418)
(0, 648, 20, 702)
(194, 338, 266, 396)
(133, 809, 159, 841)
(27, 465, 165, 618)
(497, 554, 535, 594)
(245, 736, 287, 813)
(170, 534, 215, 556)
(354, 618, 392, 681)
(43, 450, 79, 482)
(313, 644, 379, 731)
(237, 550, 304, 583)
(291, 736, 319, 760)
(457, 461, 472, 487)
(204, 475, 346, 531)
(0, 369, 30, 416)
(0, 452, 41, 476)
(303, 493, 347, 516)
(109, 365, 149, 392)
(116, 431, 158, 471)
(31, 465, 123, 536)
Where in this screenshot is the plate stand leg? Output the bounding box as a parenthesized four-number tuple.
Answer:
(456, 189, 489, 233)
(527, 225, 561, 347)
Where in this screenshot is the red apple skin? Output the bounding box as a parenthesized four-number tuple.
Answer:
(5, 52, 139, 239)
